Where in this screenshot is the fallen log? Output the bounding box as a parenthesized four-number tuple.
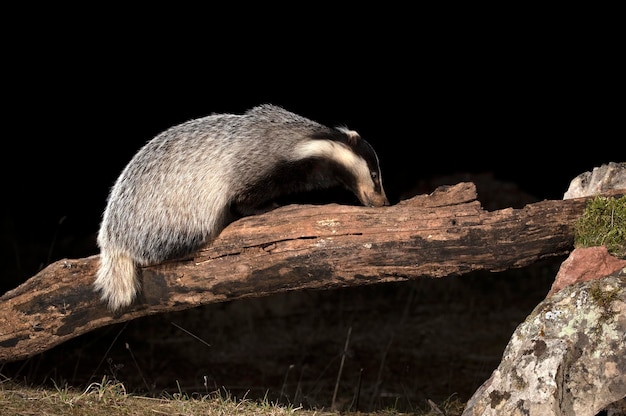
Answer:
(1, 182, 622, 363)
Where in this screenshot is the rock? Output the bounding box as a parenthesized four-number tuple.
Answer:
(462, 267, 626, 416)
(547, 246, 626, 297)
(564, 162, 626, 199)
(604, 397, 626, 416)
(463, 164, 626, 415)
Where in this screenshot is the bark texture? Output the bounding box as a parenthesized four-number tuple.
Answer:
(0, 183, 622, 363)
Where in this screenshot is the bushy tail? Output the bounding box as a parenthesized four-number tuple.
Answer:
(94, 250, 140, 311)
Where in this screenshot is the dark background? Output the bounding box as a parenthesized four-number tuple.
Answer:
(1, 10, 622, 411)
(3, 19, 621, 292)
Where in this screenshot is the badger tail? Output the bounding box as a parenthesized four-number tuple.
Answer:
(94, 250, 140, 311)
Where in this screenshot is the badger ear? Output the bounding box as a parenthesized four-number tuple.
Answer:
(336, 126, 361, 146)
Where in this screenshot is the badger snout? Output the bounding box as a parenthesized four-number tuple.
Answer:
(369, 193, 390, 207)
(359, 190, 390, 208)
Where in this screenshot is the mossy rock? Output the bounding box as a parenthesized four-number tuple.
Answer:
(574, 195, 626, 259)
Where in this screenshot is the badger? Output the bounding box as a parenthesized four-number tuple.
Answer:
(95, 104, 389, 311)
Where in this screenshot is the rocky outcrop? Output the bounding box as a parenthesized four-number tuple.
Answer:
(462, 249, 626, 416)
(463, 163, 626, 415)
(564, 161, 626, 199)
(547, 246, 626, 297)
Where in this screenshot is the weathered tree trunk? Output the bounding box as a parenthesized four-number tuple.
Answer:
(0, 183, 622, 363)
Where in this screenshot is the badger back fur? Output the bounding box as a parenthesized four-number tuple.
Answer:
(95, 104, 389, 311)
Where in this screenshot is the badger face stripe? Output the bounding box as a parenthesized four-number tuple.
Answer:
(292, 139, 368, 178)
(292, 138, 387, 207)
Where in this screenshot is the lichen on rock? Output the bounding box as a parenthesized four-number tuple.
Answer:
(463, 272, 626, 416)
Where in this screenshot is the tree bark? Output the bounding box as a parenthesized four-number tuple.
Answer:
(0, 183, 622, 363)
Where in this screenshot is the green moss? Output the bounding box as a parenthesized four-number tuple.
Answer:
(574, 195, 626, 259)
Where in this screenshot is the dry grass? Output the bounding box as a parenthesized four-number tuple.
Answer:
(0, 376, 465, 416)
(0, 377, 303, 415)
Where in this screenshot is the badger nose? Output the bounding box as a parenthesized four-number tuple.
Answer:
(364, 192, 390, 208)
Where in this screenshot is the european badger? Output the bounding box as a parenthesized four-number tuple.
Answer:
(95, 104, 389, 311)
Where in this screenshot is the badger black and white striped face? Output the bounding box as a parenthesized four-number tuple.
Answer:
(293, 128, 389, 207)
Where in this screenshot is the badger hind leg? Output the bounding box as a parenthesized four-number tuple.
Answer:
(94, 249, 140, 311)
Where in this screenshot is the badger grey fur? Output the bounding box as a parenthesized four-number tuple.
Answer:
(95, 104, 389, 311)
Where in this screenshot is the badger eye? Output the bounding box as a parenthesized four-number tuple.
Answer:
(371, 171, 378, 180)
